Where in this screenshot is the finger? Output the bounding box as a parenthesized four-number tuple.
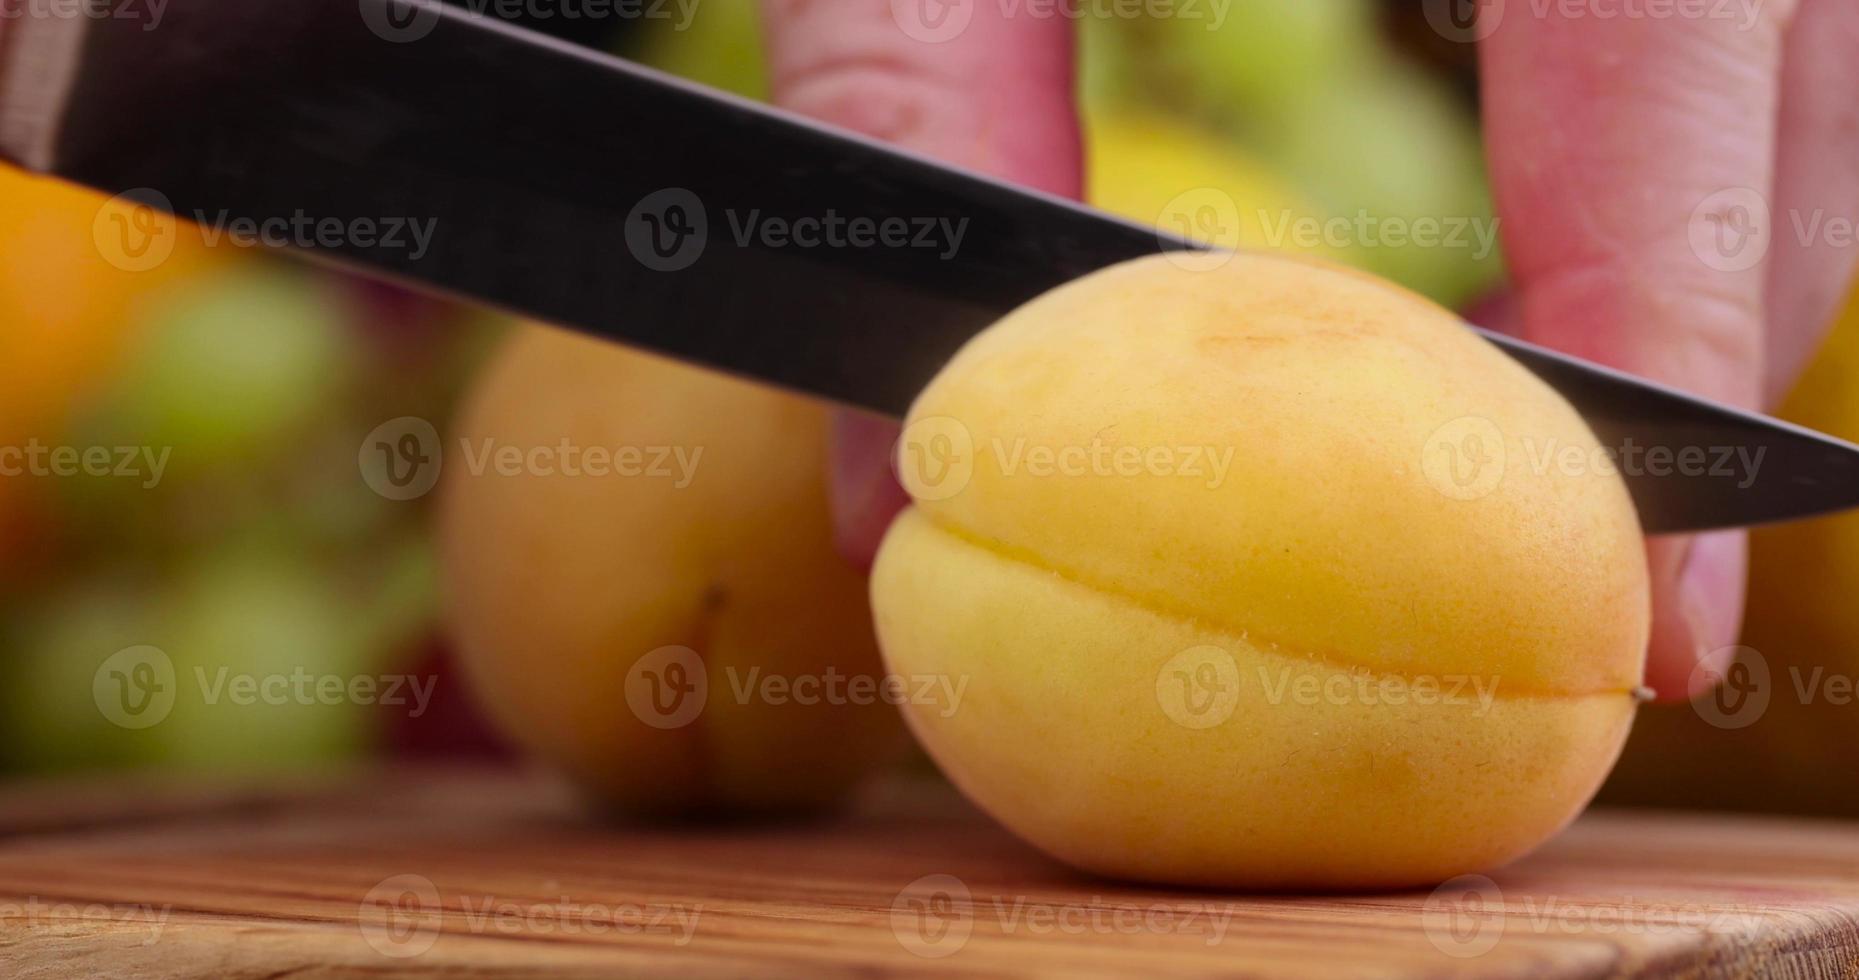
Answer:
(829, 409, 911, 566)
(759, 0, 1082, 568)
(1763, 0, 1859, 399)
(1479, 0, 1797, 699)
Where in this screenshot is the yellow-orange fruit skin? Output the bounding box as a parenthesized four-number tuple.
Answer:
(870, 252, 1649, 888)
(442, 324, 900, 815)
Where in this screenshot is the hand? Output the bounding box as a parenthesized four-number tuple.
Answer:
(758, 0, 1859, 703)
(1479, 0, 1859, 698)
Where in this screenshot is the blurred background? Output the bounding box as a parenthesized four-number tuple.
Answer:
(1, 0, 1853, 813)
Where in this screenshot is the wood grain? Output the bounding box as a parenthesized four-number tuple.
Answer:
(0, 766, 1855, 978)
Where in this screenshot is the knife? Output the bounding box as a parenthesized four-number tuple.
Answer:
(3, 0, 1855, 533)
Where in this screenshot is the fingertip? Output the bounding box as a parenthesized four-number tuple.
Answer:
(828, 409, 908, 572)
(1641, 530, 1748, 701)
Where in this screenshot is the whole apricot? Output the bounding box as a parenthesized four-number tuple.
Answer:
(871, 253, 1649, 888)
(442, 325, 900, 814)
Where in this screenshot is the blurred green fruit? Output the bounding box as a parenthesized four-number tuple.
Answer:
(1108, 0, 1499, 306)
(625, 0, 766, 100)
(1265, 60, 1501, 306)
(1127, 0, 1376, 123)
(3, 549, 379, 774)
(84, 263, 355, 478)
(2, 580, 165, 772)
(1079, 14, 1144, 114)
(149, 548, 371, 769)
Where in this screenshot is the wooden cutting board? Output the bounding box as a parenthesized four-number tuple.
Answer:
(0, 767, 1855, 978)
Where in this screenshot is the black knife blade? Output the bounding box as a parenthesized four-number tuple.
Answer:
(3, 0, 1856, 533)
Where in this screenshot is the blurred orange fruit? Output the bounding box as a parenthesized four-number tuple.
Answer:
(0, 165, 224, 440)
(0, 165, 225, 554)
